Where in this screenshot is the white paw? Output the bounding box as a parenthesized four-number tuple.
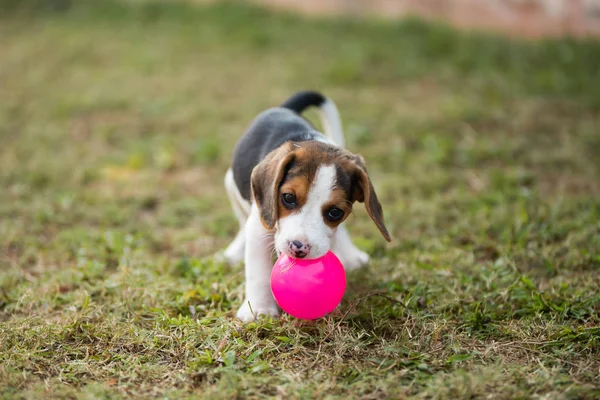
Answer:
(213, 250, 242, 266)
(339, 249, 370, 272)
(236, 300, 280, 323)
(222, 247, 244, 266)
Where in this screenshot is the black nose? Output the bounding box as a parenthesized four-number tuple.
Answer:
(291, 240, 303, 249)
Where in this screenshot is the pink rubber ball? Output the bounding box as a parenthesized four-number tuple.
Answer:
(270, 251, 346, 320)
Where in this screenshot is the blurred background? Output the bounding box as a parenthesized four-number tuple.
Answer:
(1, 1, 599, 398)
(253, 0, 600, 38)
(2, 0, 599, 259)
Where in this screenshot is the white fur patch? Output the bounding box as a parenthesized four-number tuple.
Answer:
(332, 223, 370, 271)
(236, 203, 280, 322)
(275, 164, 336, 259)
(319, 99, 345, 148)
(223, 169, 251, 265)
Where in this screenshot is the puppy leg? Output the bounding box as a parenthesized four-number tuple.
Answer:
(332, 223, 370, 271)
(223, 230, 245, 266)
(223, 169, 250, 265)
(236, 204, 279, 322)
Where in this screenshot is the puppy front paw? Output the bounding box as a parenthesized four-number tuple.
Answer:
(236, 300, 280, 323)
(222, 248, 244, 266)
(340, 249, 370, 272)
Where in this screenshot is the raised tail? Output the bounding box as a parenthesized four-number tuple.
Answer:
(280, 91, 345, 148)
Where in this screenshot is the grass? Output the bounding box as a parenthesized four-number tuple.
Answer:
(1, 0, 599, 398)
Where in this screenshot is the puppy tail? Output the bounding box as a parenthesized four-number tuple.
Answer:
(280, 91, 345, 148)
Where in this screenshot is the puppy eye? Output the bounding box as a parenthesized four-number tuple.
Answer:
(326, 207, 344, 222)
(282, 193, 296, 209)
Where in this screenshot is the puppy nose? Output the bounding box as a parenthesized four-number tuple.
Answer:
(288, 240, 311, 259)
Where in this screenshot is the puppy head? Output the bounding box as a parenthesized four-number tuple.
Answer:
(251, 141, 391, 259)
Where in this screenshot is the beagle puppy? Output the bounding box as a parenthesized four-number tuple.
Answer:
(223, 91, 391, 322)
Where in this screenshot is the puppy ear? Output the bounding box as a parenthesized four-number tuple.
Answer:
(352, 156, 391, 242)
(250, 143, 295, 230)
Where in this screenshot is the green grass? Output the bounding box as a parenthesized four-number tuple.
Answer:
(1, 0, 599, 398)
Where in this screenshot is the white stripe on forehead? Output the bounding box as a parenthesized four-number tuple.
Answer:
(305, 164, 336, 210)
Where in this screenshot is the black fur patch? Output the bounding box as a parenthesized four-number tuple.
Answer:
(280, 91, 326, 113)
(232, 108, 323, 201)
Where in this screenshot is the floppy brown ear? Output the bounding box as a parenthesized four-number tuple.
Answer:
(352, 156, 391, 242)
(250, 143, 295, 230)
